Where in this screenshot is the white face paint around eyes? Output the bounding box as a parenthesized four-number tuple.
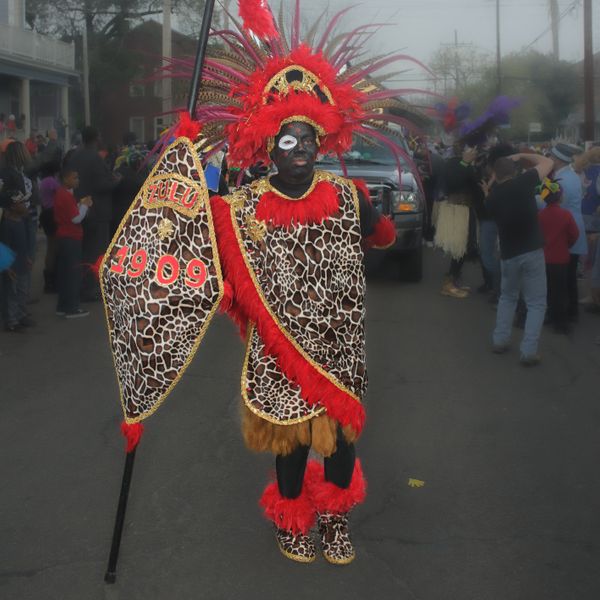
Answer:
(278, 135, 298, 151)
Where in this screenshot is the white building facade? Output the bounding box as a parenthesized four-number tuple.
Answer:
(0, 0, 78, 143)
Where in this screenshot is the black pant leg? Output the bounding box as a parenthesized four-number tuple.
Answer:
(545, 267, 553, 322)
(276, 444, 310, 499)
(80, 220, 109, 299)
(324, 428, 356, 489)
(567, 254, 579, 317)
(66, 239, 82, 313)
(56, 238, 68, 312)
(448, 257, 464, 281)
(547, 263, 568, 329)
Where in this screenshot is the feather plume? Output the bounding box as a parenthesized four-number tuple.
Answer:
(237, 0, 278, 41)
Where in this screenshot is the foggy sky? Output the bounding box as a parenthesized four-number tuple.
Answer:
(275, 0, 597, 71)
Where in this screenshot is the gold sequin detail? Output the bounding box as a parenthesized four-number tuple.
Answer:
(263, 65, 335, 105)
(245, 214, 267, 242)
(223, 189, 247, 212)
(157, 218, 175, 240)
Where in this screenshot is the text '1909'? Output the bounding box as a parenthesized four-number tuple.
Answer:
(109, 246, 208, 288)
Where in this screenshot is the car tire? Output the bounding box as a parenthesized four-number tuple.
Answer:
(401, 245, 423, 282)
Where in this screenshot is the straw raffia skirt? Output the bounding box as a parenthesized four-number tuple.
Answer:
(433, 199, 470, 260)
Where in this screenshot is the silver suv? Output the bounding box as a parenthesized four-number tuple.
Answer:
(318, 134, 425, 282)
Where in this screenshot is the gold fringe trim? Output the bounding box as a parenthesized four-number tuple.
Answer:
(241, 403, 358, 457)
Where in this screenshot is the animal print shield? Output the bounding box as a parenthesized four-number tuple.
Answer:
(100, 137, 223, 423)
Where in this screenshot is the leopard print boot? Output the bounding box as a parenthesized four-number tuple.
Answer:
(318, 511, 355, 564)
(305, 458, 367, 566)
(275, 528, 316, 563)
(260, 478, 316, 564)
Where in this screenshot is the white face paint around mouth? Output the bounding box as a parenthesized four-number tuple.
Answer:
(278, 135, 298, 151)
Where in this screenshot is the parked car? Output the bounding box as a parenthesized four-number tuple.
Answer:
(318, 133, 425, 281)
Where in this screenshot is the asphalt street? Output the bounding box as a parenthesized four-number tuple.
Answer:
(1, 247, 600, 600)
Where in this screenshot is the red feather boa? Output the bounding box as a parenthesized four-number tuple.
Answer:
(352, 178, 372, 206)
(365, 216, 396, 249)
(174, 111, 202, 141)
(120, 422, 144, 453)
(305, 459, 366, 513)
(210, 195, 365, 435)
(260, 479, 315, 535)
(255, 181, 340, 228)
(237, 0, 278, 41)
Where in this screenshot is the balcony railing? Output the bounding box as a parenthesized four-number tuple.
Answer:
(0, 23, 75, 71)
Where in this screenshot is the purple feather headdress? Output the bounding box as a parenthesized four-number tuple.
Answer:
(459, 96, 520, 145)
(434, 98, 471, 132)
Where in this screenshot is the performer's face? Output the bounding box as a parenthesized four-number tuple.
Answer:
(271, 122, 318, 183)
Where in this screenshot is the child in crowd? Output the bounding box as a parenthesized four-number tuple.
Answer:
(53, 167, 93, 318)
(538, 178, 579, 334)
(39, 161, 61, 293)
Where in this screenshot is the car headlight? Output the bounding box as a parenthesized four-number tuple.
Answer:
(391, 190, 420, 213)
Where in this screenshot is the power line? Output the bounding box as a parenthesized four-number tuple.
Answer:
(522, 0, 581, 51)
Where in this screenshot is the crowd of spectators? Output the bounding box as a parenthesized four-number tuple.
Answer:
(1, 120, 599, 355)
(425, 138, 600, 363)
(0, 127, 150, 330)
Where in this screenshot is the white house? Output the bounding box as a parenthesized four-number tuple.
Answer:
(0, 0, 78, 142)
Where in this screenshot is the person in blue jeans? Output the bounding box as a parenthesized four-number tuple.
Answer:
(478, 144, 516, 299)
(486, 152, 554, 366)
(550, 143, 588, 320)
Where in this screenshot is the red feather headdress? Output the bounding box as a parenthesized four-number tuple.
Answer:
(158, 0, 439, 172)
(237, 0, 278, 40)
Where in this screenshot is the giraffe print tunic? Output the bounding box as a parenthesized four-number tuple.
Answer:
(224, 171, 367, 425)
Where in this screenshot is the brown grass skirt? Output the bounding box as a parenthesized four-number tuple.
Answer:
(242, 403, 359, 457)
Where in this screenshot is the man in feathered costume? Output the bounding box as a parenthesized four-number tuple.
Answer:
(205, 29, 399, 563)
(101, 0, 432, 567)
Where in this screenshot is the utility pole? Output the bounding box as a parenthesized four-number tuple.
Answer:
(549, 0, 560, 60)
(439, 33, 472, 95)
(82, 16, 91, 126)
(496, 0, 501, 95)
(454, 30, 459, 91)
(583, 0, 595, 142)
(162, 0, 173, 125)
(223, 0, 232, 30)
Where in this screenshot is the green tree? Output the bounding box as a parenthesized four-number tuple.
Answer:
(460, 50, 581, 141)
(430, 44, 492, 96)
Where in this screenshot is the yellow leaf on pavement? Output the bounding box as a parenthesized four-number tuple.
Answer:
(408, 478, 425, 488)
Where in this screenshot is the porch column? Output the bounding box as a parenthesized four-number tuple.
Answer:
(20, 78, 31, 135)
(61, 85, 70, 146)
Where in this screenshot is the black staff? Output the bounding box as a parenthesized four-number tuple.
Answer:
(104, 446, 137, 584)
(103, 0, 216, 584)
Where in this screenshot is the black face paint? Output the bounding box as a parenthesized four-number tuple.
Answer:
(270, 121, 318, 187)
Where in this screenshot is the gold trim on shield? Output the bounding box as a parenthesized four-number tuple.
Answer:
(99, 136, 224, 424)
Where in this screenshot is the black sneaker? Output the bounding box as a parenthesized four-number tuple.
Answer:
(520, 354, 541, 367)
(19, 315, 35, 327)
(80, 293, 101, 303)
(65, 309, 90, 319)
(553, 324, 571, 335)
(5, 323, 26, 333)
